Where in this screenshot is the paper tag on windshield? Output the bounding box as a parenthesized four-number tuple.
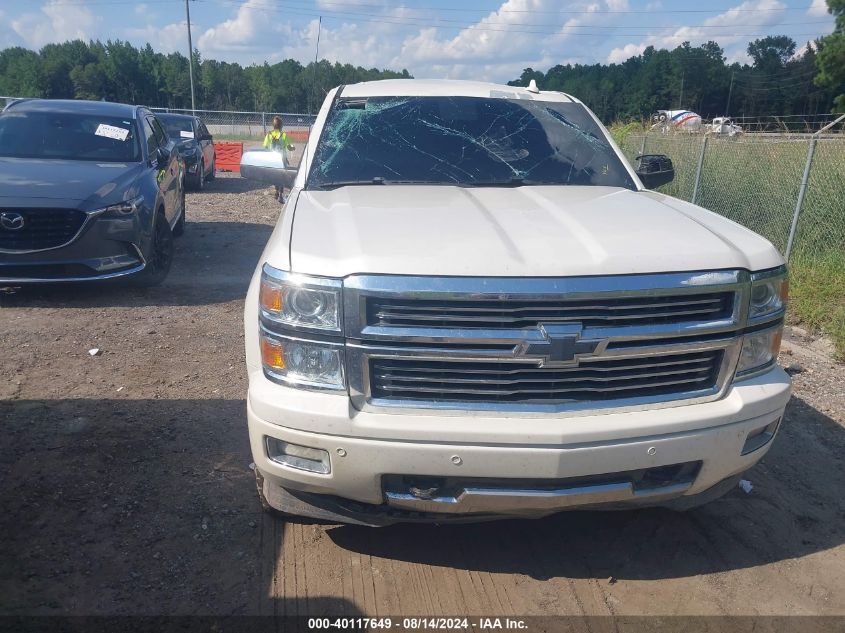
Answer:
(95, 124, 129, 141)
(180, 130, 195, 139)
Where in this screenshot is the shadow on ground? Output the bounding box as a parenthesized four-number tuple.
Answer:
(195, 175, 273, 195)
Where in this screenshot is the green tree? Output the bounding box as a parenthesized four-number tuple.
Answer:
(815, 0, 845, 110)
(0, 47, 45, 97)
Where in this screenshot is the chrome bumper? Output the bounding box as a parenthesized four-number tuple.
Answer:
(0, 262, 145, 284)
(385, 480, 693, 515)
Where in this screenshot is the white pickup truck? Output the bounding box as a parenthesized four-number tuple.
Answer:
(241, 80, 791, 525)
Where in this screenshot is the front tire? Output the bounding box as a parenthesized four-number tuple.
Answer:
(206, 156, 216, 181)
(133, 210, 174, 287)
(172, 187, 186, 237)
(190, 160, 204, 190)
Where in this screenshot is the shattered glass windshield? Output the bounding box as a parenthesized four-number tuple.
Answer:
(307, 96, 635, 190)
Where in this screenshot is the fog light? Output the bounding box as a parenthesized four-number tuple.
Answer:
(265, 437, 330, 474)
(741, 417, 781, 455)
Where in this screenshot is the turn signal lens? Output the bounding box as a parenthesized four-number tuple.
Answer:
(260, 337, 285, 371)
(260, 279, 283, 312)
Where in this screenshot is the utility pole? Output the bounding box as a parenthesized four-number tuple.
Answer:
(724, 72, 735, 117)
(678, 72, 684, 108)
(185, 0, 196, 113)
(309, 16, 322, 115)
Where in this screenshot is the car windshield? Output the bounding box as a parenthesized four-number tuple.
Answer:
(157, 115, 195, 139)
(0, 111, 141, 162)
(307, 96, 635, 190)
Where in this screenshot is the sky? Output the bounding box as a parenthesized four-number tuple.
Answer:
(0, 0, 837, 82)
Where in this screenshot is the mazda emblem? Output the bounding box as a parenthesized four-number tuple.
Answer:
(0, 212, 25, 231)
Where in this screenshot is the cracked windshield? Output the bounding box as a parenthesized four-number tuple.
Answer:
(308, 96, 636, 190)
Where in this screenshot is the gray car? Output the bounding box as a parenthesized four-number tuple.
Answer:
(156, 113, 216, 190)
(0, 99, 186, 286)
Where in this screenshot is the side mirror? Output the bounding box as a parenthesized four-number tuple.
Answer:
(636, 154, 674, 190)
(240, 149, 298, 189)
(155, 147, 170, 169)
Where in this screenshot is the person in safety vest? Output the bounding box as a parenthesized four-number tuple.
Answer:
(263, 116, 295, 202)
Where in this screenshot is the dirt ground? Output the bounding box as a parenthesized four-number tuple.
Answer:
(1, 173, 844, 621)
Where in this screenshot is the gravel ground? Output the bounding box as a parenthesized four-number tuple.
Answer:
(1, 173, 843, 621)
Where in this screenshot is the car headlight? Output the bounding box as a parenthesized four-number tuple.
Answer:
(100, 195, 144, 217)
(260, 265, 341, 333)
(260, 331, 345, 390)
(749, 268, 788, 321)
(735, 327, 782, 378)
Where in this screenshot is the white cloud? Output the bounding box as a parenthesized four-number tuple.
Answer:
(197, 0, 292, 58)
(386, 0, 626, 79)
(607, 43, 647, 63)
(125, 22, 188, 55)
(807, 0, 829, 17)
(607, 0, 787, 64)
(11, 0, 98, 49)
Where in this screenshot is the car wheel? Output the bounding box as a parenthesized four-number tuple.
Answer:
(133, 210, 174, 287)
(172, 187, 186, 237)
(189, 160, 204, 190)
(206, 156, 216, 181)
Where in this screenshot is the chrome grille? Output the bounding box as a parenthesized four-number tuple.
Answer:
(370, 350, 722, 403)
(343, 271, 748, 414)
(0, 208, 87, 251)
(368, 292, 734, 329)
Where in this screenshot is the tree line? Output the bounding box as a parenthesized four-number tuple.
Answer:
(508, 35, 844, 123)
(0, 8, 843, 122)
(0, 40, 411, 113)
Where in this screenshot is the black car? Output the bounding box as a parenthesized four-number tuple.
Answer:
(156, 113, 216, 190)
(0, 99, 186, 286)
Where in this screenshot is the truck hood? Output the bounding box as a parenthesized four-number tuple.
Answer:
(0, 157, 144, 208)
(287, 185, 783, 277)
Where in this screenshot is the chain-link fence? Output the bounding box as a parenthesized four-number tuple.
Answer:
(148, 107, 316, 143)
(619, 123, 845, 261)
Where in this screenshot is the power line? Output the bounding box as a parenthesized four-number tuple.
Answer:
(205, 0, 821, 15)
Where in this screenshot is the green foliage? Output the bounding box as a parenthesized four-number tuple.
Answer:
(607, 121, 648, 146)
(0, 40, 411, 112)
(789, 252, 845, 359)
(508, 38, 841, 121)
(814, 0, 844, 110)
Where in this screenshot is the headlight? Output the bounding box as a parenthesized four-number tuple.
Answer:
(260, 266, 341, 333)
(749, 268, 788, 321)
(100, 195, 144, 217)
(260, 331, 345, 390)
(736, 327, 782, 377)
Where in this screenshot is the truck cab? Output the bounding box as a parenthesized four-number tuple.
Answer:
(242, 80, 790, 525)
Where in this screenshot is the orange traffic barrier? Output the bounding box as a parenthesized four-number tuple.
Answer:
(287, 130, 309, 143)
(214, 141, 244, 173)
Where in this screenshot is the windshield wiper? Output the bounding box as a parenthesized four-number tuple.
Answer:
(309, 177, 387, 190)
(310, 178, 458, 190)
(459, 177, 545, 187)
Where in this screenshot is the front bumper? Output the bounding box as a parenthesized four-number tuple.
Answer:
(0, 215, 146, 283)
(247, 366, 791, 523)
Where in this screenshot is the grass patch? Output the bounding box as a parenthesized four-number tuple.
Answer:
(608, 121, 648, 148)
(787, 252, 845, 359)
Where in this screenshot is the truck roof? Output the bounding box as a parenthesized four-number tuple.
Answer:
(341, 79, 577, 103)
